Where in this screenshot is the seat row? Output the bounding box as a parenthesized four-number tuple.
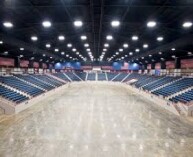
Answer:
(0, 74, 65, 104)
(0, 85, 29, 104)
(169, 89, 193, 103)
(0, 76, 44, 97)
(152, 78, 193, 97)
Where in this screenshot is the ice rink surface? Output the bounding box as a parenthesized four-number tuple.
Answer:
(1, 82, 193, 157)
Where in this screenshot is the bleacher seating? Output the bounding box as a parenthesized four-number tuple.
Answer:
(112, 73, 128, 82)
(52, 73, 70, 81)
(65, 72, 81, 81)
(170, 89, 193, 103)
(16, 75, 54, 91)
(74, 72, 86, 81)
(143, 76, 178, 91)
(1, 72, 193, 106)
(0, 85, 29, 104)
(98, 73, 106, 81)
(124, 73, 141, 82)
(152, 78, 193, 97)
(134, 75, 159, 88)
(42, 75, 65, 86)
(87, 73, 96, 81)
(30, 75, 63, 87)
(106, 73, 119, 81)
(0, 76, 44, 97)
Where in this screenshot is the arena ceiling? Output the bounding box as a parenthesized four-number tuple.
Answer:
(0, 0, 193, 65)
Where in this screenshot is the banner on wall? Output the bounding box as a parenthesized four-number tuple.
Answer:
(20, 60, 29, 68)
(166, 61, 175, 69)
(147, 64, 151, 70)
(113, 62, 122, 70)
(128, 63, 139, 70)
(55, 62, 81, 70)
(181, 59, 193, 69)
(82, 66, 92, 70)
(101, 66, 113, 70)
(121, 62, 129, 70)
(0, 57, 14, 67)
(155, 63, 161, 70)
(42, 63, 47, 69)
(113, 62, 139, 71)
(33, 62, 39, 68)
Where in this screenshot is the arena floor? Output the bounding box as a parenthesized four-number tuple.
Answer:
(0, 82, 193, 157)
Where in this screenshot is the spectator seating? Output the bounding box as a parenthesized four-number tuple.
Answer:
(124, 73, 141, 82)
(0, 76, 44, 97)
(170, 89, 193, 103)
(143, 76, 178, 91)
(65, 72, 81, 81)
(87, 73, 96, 81)
(134, 75, 159, 88)
(112, 73, 128, 82)
(41, 75, 65, 86)
(98, 73, 107, 81)
(106, 73, 119, 81)
(15, 75, 54, 91)
(0, 85, 29, 104)
(1, 72, 193, 106)
(30, 75, 63, 87)
(74, 72, 87, 81)
(152, 78, 193, 97)
(52, 73, 70, 81)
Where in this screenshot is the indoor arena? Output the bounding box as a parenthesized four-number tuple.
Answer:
(1, 1, 193, 157)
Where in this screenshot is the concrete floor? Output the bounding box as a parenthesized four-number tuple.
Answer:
(1, 82, 193, 157)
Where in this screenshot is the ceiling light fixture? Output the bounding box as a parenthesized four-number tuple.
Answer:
(67, 43, 72, 48)
(58, 35, 65, 41)
(119, 49, 123, 52)
(106, 35, 113, 40)
(46, 44, 51, 48)
(104, 43, 109, 47)
(3, 22, 13, 28)
(183, 22, 192, 28)
(157, 36, 164, 41)
(147, 21, 157, 28)
(81, 35, 87, 40)
(42, 20, 52, 28)
(123, 44, 129, 48)
(74, 20, 83, 27)
(143, 44, 149, 48)
(132, 36, 138, 41)
(72, 48, 77, 52)
(84, 43, 89, 47)
(4, 51, 8, 55)
(55, 48, 59, 52)
(31, 36, 38, 41)
(111, 20, 120, 27)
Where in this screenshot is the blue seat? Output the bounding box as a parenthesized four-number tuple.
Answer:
(0, 76, 44, 97)
(98, 73, 106, 81)
(0, 85, 29, 104)
(152, 78, 193, 97)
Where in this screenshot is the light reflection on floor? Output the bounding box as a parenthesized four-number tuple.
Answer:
(0, 82, 193, 157)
